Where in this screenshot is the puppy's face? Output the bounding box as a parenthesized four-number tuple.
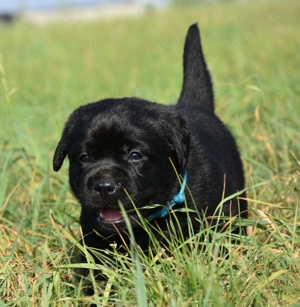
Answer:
(53, 98, 189, 234)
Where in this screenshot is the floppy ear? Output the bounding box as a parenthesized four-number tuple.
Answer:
(166, 115, 190, 172)
(53, 139, 67, 172)
(53, 125, 70, 172)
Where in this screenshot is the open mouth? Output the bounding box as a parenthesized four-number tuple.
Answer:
(99, 208, 126, 224)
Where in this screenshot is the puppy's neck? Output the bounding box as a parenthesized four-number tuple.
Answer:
(145, 170, 187, 221)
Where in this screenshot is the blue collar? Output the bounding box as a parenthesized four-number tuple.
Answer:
(145, 170, 187, 221)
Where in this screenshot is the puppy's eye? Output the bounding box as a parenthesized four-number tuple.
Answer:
(129, 151, 142, 160)
(79, 154, 91, 162)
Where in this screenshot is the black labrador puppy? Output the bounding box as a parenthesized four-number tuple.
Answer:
(53, 24, 247, 257)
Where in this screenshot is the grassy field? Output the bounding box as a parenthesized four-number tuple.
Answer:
(0, 0, 299, 306)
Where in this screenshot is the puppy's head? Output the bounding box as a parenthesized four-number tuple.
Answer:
(53, 98, 189, 234)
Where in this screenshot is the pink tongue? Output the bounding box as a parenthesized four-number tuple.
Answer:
(100, 208, 123, 221)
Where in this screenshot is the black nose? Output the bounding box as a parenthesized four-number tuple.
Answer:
(93, 180, 118, 195)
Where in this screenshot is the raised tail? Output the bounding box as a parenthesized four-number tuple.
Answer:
(177, 24, 214, 112)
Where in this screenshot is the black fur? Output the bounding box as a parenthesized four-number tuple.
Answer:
(53, 24, 247, 258)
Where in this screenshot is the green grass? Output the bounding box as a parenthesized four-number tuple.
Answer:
(1, 0, 299, 306)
